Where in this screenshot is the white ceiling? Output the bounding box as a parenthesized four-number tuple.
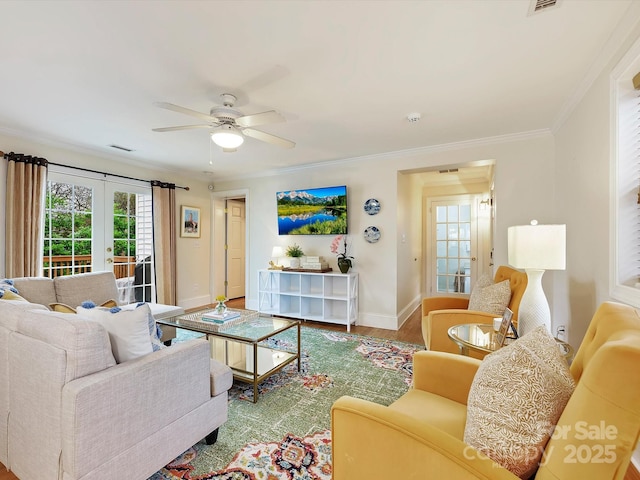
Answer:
(0, 0, 635, 181)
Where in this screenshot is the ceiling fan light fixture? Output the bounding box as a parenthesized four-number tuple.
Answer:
(211, 124, 244, 149)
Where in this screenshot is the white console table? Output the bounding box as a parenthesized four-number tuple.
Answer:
(258, 269, 358, 331)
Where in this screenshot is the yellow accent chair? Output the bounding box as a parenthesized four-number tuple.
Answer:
(331, 301, 640, 479)
(422, 265, 527, 357)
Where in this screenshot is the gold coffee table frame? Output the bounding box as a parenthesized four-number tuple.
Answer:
(158, 309, 301, 402)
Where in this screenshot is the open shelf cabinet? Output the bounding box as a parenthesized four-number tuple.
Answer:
(258, 269, 358, 331)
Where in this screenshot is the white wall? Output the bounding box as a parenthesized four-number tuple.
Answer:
(554, 20, 640, 347)
(396, 171, 423, 327)
(0, 133, 213, 308)
(215, 133, 556, 330)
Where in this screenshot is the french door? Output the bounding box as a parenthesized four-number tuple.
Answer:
(43, 171, 155, 302)
(426, 195, 486, 296)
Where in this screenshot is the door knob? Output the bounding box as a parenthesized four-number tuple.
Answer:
(471, 257, 477, 261)
(106, 258, 113, 264)
(106, 247, 112, 253)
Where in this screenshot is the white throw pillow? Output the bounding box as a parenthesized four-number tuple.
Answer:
(118, 302, 166, 352)
(77, 303, 153, 363)
(464, 326, 575, 479)
(468, 273, 511, 316)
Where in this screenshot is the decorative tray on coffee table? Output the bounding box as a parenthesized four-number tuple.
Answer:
(177, 308, 259, 333)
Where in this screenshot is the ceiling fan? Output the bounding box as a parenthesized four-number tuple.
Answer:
(152, 93, 295, 152)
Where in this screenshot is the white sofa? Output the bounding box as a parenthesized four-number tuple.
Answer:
(0, 273, 234, 480)
(12, 271, 182, 343)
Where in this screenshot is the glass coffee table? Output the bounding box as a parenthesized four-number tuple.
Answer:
(157, 309, 300, 403)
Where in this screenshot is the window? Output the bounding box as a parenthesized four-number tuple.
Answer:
(611, 37, 640, 307)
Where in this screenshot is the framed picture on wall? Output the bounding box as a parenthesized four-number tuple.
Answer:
(181, 206, 201, 238)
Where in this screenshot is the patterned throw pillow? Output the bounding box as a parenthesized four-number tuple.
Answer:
(464, 326, 575, 479)
(468, 273, 511, 316)
(0, 279, 26, 301)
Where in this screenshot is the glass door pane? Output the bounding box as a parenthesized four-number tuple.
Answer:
(433, 201, 473, 294)
(44, 177, 104, 278)
(107, 184, 155, 304)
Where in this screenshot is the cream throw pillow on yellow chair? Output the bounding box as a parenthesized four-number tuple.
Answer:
(464, 326, 575, 479)
(467, 273, 511, 316)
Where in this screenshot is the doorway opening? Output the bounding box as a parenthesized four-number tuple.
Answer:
(414, 161, 495, 299)
(211, 189, 249, 304)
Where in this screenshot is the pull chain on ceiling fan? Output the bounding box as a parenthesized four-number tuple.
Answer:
(152, 93, 295, 152)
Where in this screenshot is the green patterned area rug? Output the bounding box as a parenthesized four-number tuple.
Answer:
(149, 325, 421, 480)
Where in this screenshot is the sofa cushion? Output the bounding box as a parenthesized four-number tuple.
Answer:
(11, 277, 57, 306)
(16, 310, 116, 381)
(468, 273, 511, 316)
(54, 271, 120, 308)
(464, 326, 575, 479)
(77, 303, 154, 363)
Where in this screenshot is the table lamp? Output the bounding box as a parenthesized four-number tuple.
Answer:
(508, 220, 566, 336)
(269, 246, 284, 270)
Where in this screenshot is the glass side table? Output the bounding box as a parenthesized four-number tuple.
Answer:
(447, 323, 574, 361)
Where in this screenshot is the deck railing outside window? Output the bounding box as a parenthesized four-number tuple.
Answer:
(43, 255, 136, 279)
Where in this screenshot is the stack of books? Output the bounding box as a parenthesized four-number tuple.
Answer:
(300, 256, 329, 270)
(201, 310, 242, 324)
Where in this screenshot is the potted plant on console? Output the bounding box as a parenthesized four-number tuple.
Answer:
(286, 243, 304, 269)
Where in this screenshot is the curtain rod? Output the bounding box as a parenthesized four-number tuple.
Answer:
(47, 161, 190, 190)
(1, 151, 189, 190)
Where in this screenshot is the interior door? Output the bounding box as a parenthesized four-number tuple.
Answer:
(427, 195, 481, 296)
(226, 198, 246, 299)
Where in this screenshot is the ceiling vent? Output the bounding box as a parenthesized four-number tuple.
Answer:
(528, 0, 561, 15)
(109, 144, 134, 152)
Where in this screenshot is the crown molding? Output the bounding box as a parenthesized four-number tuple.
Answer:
(220, 128, 552, 182)
(0, 124, 182, 176)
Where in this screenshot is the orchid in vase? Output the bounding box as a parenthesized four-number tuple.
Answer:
(330, 235, 354, 273)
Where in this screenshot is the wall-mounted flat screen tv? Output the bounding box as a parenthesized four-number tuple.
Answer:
(277, 185, 348, 235)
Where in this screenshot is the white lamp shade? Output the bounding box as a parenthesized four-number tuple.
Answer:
(508, 223, 566, 270)
(211, 124, 244, 149)
(271, 246, 284, 258)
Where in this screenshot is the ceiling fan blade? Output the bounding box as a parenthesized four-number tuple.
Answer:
(243, 128, 295, 149)
(154, 102, 216, 122)
(152, 124, 213, 132)
(235, 110, 285, 128)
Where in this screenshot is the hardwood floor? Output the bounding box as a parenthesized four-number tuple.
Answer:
(2, 301, 637, 480)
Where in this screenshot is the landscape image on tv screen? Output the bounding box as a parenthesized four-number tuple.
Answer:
(277, 185, 348, 235)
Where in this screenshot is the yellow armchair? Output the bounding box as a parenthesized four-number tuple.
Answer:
(421, 265, 527, 357)
(332, 301, 640, 480)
